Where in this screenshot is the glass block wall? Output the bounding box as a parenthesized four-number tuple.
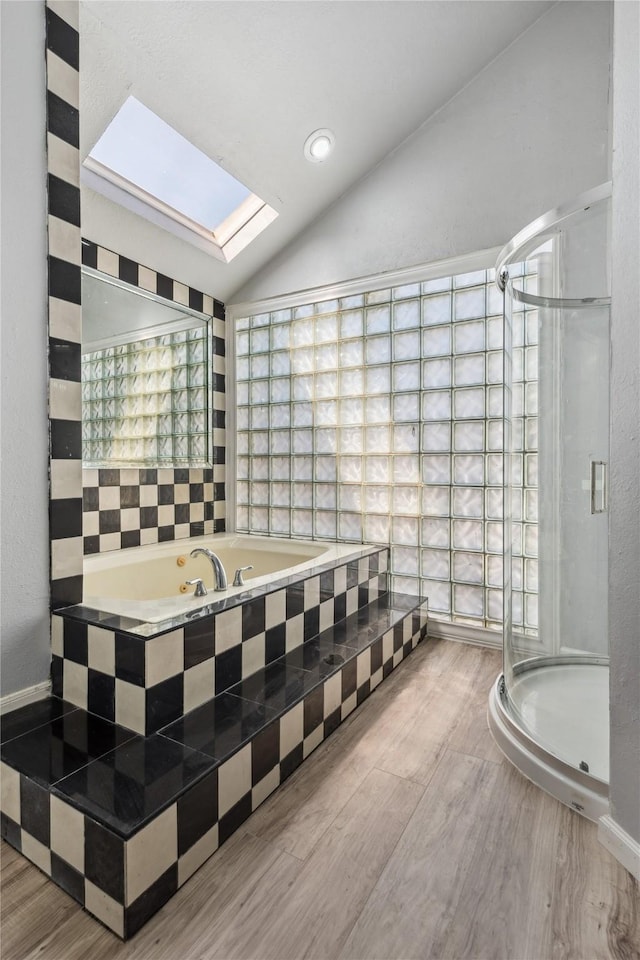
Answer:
(82, 326, 210, 466)
(235, 264, 538, 631)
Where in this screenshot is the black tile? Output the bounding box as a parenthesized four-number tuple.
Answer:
(84, 535, 99, 555)
(346, 561, 359, 589)
(251, 721, 279, 786)
(204, 502, 214, 522)
(46, 90, 79, 149)
(280, 743, 303, 782)
(213, 409, 226, 430)
(357, 681, 371, 706)
(156, 274, 173, 300)
(319, 570, 334, 602)
(213, 444, 225, 465)
(174, 469, 189, 483)
(1, 711, 136, 789)
(84, 817, 125, 903)
(218, 793, 251, 846)
(121, 531, 141, 550)
(63, 619, 87, 665)
(20, 776, 51, 845)
(51, 656, 64, 698)
(286, 585, 304, 620)
(215, 645, 242, 695)
(160, 692, 274, 764)
(189, 483, 204, 503)
(358, 586, 369, 609)
(214, 518, 226, 534)
(158, 485, 174, 505)
(88, 670, 115, 722)
(118, 256, 138, 286)
(46, 7, 79, 70)
(125, 866, 178, 939)
(48, 256, 81, 304)
(140, 506, 158, 529)
(98, 469, 120, 486)
(50, 497, 83, 540)
(50, 418, 81, 459)
(303, 686, 324, 737)
(81, 239, 98, 268)
(284, 637, 355, 682)
(370, 553, 380, 576)
(188, 288, 203, 313)
(214, 481, 225, 501)
(48, 174, 81, 228)
(1, 813, 21, 850)
(265, 623, 285, 664)
(203, 468, 213, 483)
(115, 633, 145, 685)
(139, 469, 157, 485)
(341, 660, 357, 700)
(324, 707, 341, 739)
(175, 503, 190, 525)
(54, 735, 215, 839)
(213, 299, 225, 320)
(1, 697, 77, 745)
(184, 618, 215, 669)
(370, 637, 383, 674)
(51, 573, 83, 609)
(242, 598, 265, 641)
(99, 510, 121, 535)
(158, 525, 175, 542)
(51, 852, 84, 904)
(145, 675, 183, 734)
(120, 485, 140, 508)
(304, 607, 320, 642)
(189, 522, 205, 538)
(83, 486, 99, 511)
(213, 336, 226, 358)
(334, 593, 346, 623)
(394, 622, 404, 652)
(230, 662, 313, 716)
(177, 768, 218, 856)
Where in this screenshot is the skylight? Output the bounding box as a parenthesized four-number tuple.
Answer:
(83, 97, 277, 263)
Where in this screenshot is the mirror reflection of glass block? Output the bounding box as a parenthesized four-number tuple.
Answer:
(341, 294, 364, 310)
(292, 430, 313, 454)
(453, 583, 484, 617)
(453, 487, 483, 518)
(486, 351, 503, 384)
(422, 421, 450, 452)
(250, 507, 269, 532)
(525, 489, 538, 522)
(393, 361, 421, 393)
(293, 483, 313, 507)
(251, 328, 269, 354)
(316, 372, 338, 398)
(486, 555, 503, 587)
(293, 456, 313, 480)
(339, 512, 363, 541)
(293, 402, 313, 427)
(421, 517, 449, 548)
(393, 455, 420, 483)
(525, 558, 538, 592)
(421, 549, 450, 580)
(423, 293, 451, 326)
(271, 432, 291, 455)
(270, 509, 290, 535)
(237, 454, 250, 477)
(393, 331, 421, 361)
(392, 515, 419, 545)
(422, 455, 451, 485)
(512, 557, 523, 590)
(315, 457, 337, 482)
(423, 326, 451, 358)
(453, 288, 485, 322)
(341, 426, 364, 454)
(316, 299, 339, 315)
(365, 456, 390, 483)
(250, 380, 269, 405)
(271, 457, 290, 480)
(340, 309, 363, 339)
(251, 407, 269, 430)
(251, 481, 269, 505)
(293, 319, 314, 347)
(339, 340, 363, 368)
(525, 593, 538, 628)
(364, 485, 390, 514)
(423, 579, 451, 613)
(250, 355, 269, 380)
(366, 365, 391, 396)
(293, 510, 313, 537)
(526, 418, 538, 450)
(423, 358, 451, 389)
(393, 546, 420, 576)
(393, 485, 420, 516)
(524, 524, 538, 557)
(293, 375, 313, 400)
(512, 591, 523, 627)
(525, 453, 538, 486)
(453, 420, 484, 451)
(486, 489, 503, 520)
(316, 400, 338, 426)
(452, 519, 483, 552)
(237, 382, 249, 405)
(316, 343, 338, 370)
(365, 424, 390, 454)
(393, 299, 420, 329)
(292, 348, 314, 375)
(454, 354, 485, 387)
(316, 314, 338, 343)
(271, 352, 291, 378)
(271, 325, 290, 350)
(454, 387, 485, 420)
(366, 305, 391, 334)
(365, 395, 391, 423)
(270, 378, 290, 404)
(340, 397, 364, 425)
(340, 368, 364, 396)
(339, 485, 362, 512)
(237, 506, 249, 530)
(293, 303, 313, 320)
(453, 454, 483, 485)
(316, 484, 337, 509)
(340, 456, 362, 483)
(272, 483, 290, 507)
(364, 514, 390, 543)
(252, 458, 269, 480)
(236, 332, 250, 356)
(394, 424, 419, 453)
(250, 432, 269, 455)
(486, 522, 503, 554)
(454, 320, 485, 355)
(316, 428, 337, 454)
(487, 590, 503, 621)
(314, 511, 337, 539)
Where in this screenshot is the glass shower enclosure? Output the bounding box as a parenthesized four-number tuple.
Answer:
(488, 183, 611, 820)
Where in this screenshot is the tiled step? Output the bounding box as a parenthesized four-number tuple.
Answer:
(1, 593, 427, 940)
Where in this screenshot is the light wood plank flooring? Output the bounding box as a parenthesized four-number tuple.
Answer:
(1, 639, 638, 960)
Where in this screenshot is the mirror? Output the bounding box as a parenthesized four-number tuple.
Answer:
(81, 268, 213, 468)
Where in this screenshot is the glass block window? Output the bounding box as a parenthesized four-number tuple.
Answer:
(82, 326, 210, 466)
(235, 264, 538, 632)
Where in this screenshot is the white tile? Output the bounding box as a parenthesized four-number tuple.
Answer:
(47, 0, 79, 29)
(358, 558, 369, 583)
(334, 566, 347, 594)
(203, 295, 214, 317)
(285, 613, 304, 652)
(99, 533, 120, 553)
(48, 214, 81, 265)
(382, 630, 394, 664)
(174, 484, 190, 504)
(177, 824, 218, 888)
(138, 266, 156, 293)
(87, 625, 115, 676)
(146, 629, 184, 687)
(119, 469, 139, 485)
(50, 459, 82, 500)
(158, 504, 175, 526)
(50, 796, 84, 872)
(356, 650, 371, 688)
(50, 378, 81, 421)
(323, 674, 342, 718)
(393, 649, 403, 667)
(98, 486, 119, 511)
(303, 726, 324, 759)
(215, 606, 242, 654)
(120, 508, 141, 532)
(346, 588, 359, 617)
(341, 692, 358, 721)
(51, 537, 82, 581)
(241, 634, 265, 679)
(83, 511, 99, 537)
(303, 576, 320, 609)
(140, 528, 158, 546)
(0, 763, 20, 823)
(157, 468, 175, 484)
(47, 132, 79, 188)
(279, 702, 303, 760)
(115, 679, 145, 735)
(218, 745, 251, 818)
(252, 767, 280, 810)
(51, 615, 64, 657)
(83, 468, 98, 486)
(126, 804, 177, 906)
(370, 667, 383, 691)
(190, 502, 204, 522)
(96, 247, 118, 277)
(139, 484, 158, 507)
(183, 659, 215, 714)
(21, 832, 51, 875)
(63, 660, 87, 709)
(404, 617, 413, 642)
(264, 589, 286, 628)
(84, 880, 124, 937)
(173, 282, 189, 306)
(319, 599, 334, 632)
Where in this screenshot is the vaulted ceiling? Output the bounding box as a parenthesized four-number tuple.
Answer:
(80, 0, 554, 301)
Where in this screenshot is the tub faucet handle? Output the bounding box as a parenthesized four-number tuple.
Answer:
(233, 565, 253, 587)
(186, 578, 208, 597)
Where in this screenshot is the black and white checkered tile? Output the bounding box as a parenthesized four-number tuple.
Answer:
(51, 549, 389, 735)
(46, 0, 83, 610)
(2, 594, 427, 939)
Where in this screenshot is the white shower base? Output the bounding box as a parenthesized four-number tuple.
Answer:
(488, 662, 609, 822)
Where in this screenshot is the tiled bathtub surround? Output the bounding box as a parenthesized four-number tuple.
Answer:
(52, 547, 389, 735)
(82, 467, 223, 555)
(236, 264, 539, 634)
(80, 240, 227, 555)
(2, 592, 427, 939)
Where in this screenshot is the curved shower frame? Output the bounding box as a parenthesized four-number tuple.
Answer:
(488, 182, 612, 822)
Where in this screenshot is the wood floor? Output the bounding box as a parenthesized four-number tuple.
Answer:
(2, 639, 638, 960)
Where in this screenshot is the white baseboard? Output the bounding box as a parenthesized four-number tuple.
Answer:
(598, 815, 640, 880)
(427, 619, 502, 650)
(0, 680, 51, 716)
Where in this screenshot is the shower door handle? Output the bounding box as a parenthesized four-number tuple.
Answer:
(590, 460, 607, 514)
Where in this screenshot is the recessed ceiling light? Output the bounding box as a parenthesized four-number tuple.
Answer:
(304, 128, 335, 163)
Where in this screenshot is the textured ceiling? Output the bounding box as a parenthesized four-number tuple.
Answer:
(80, 0, 554, 301)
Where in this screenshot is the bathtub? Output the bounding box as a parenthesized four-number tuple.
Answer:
(83, 534, 360, 623)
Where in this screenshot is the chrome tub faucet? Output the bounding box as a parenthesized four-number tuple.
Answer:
(190, 548, 228, 591)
